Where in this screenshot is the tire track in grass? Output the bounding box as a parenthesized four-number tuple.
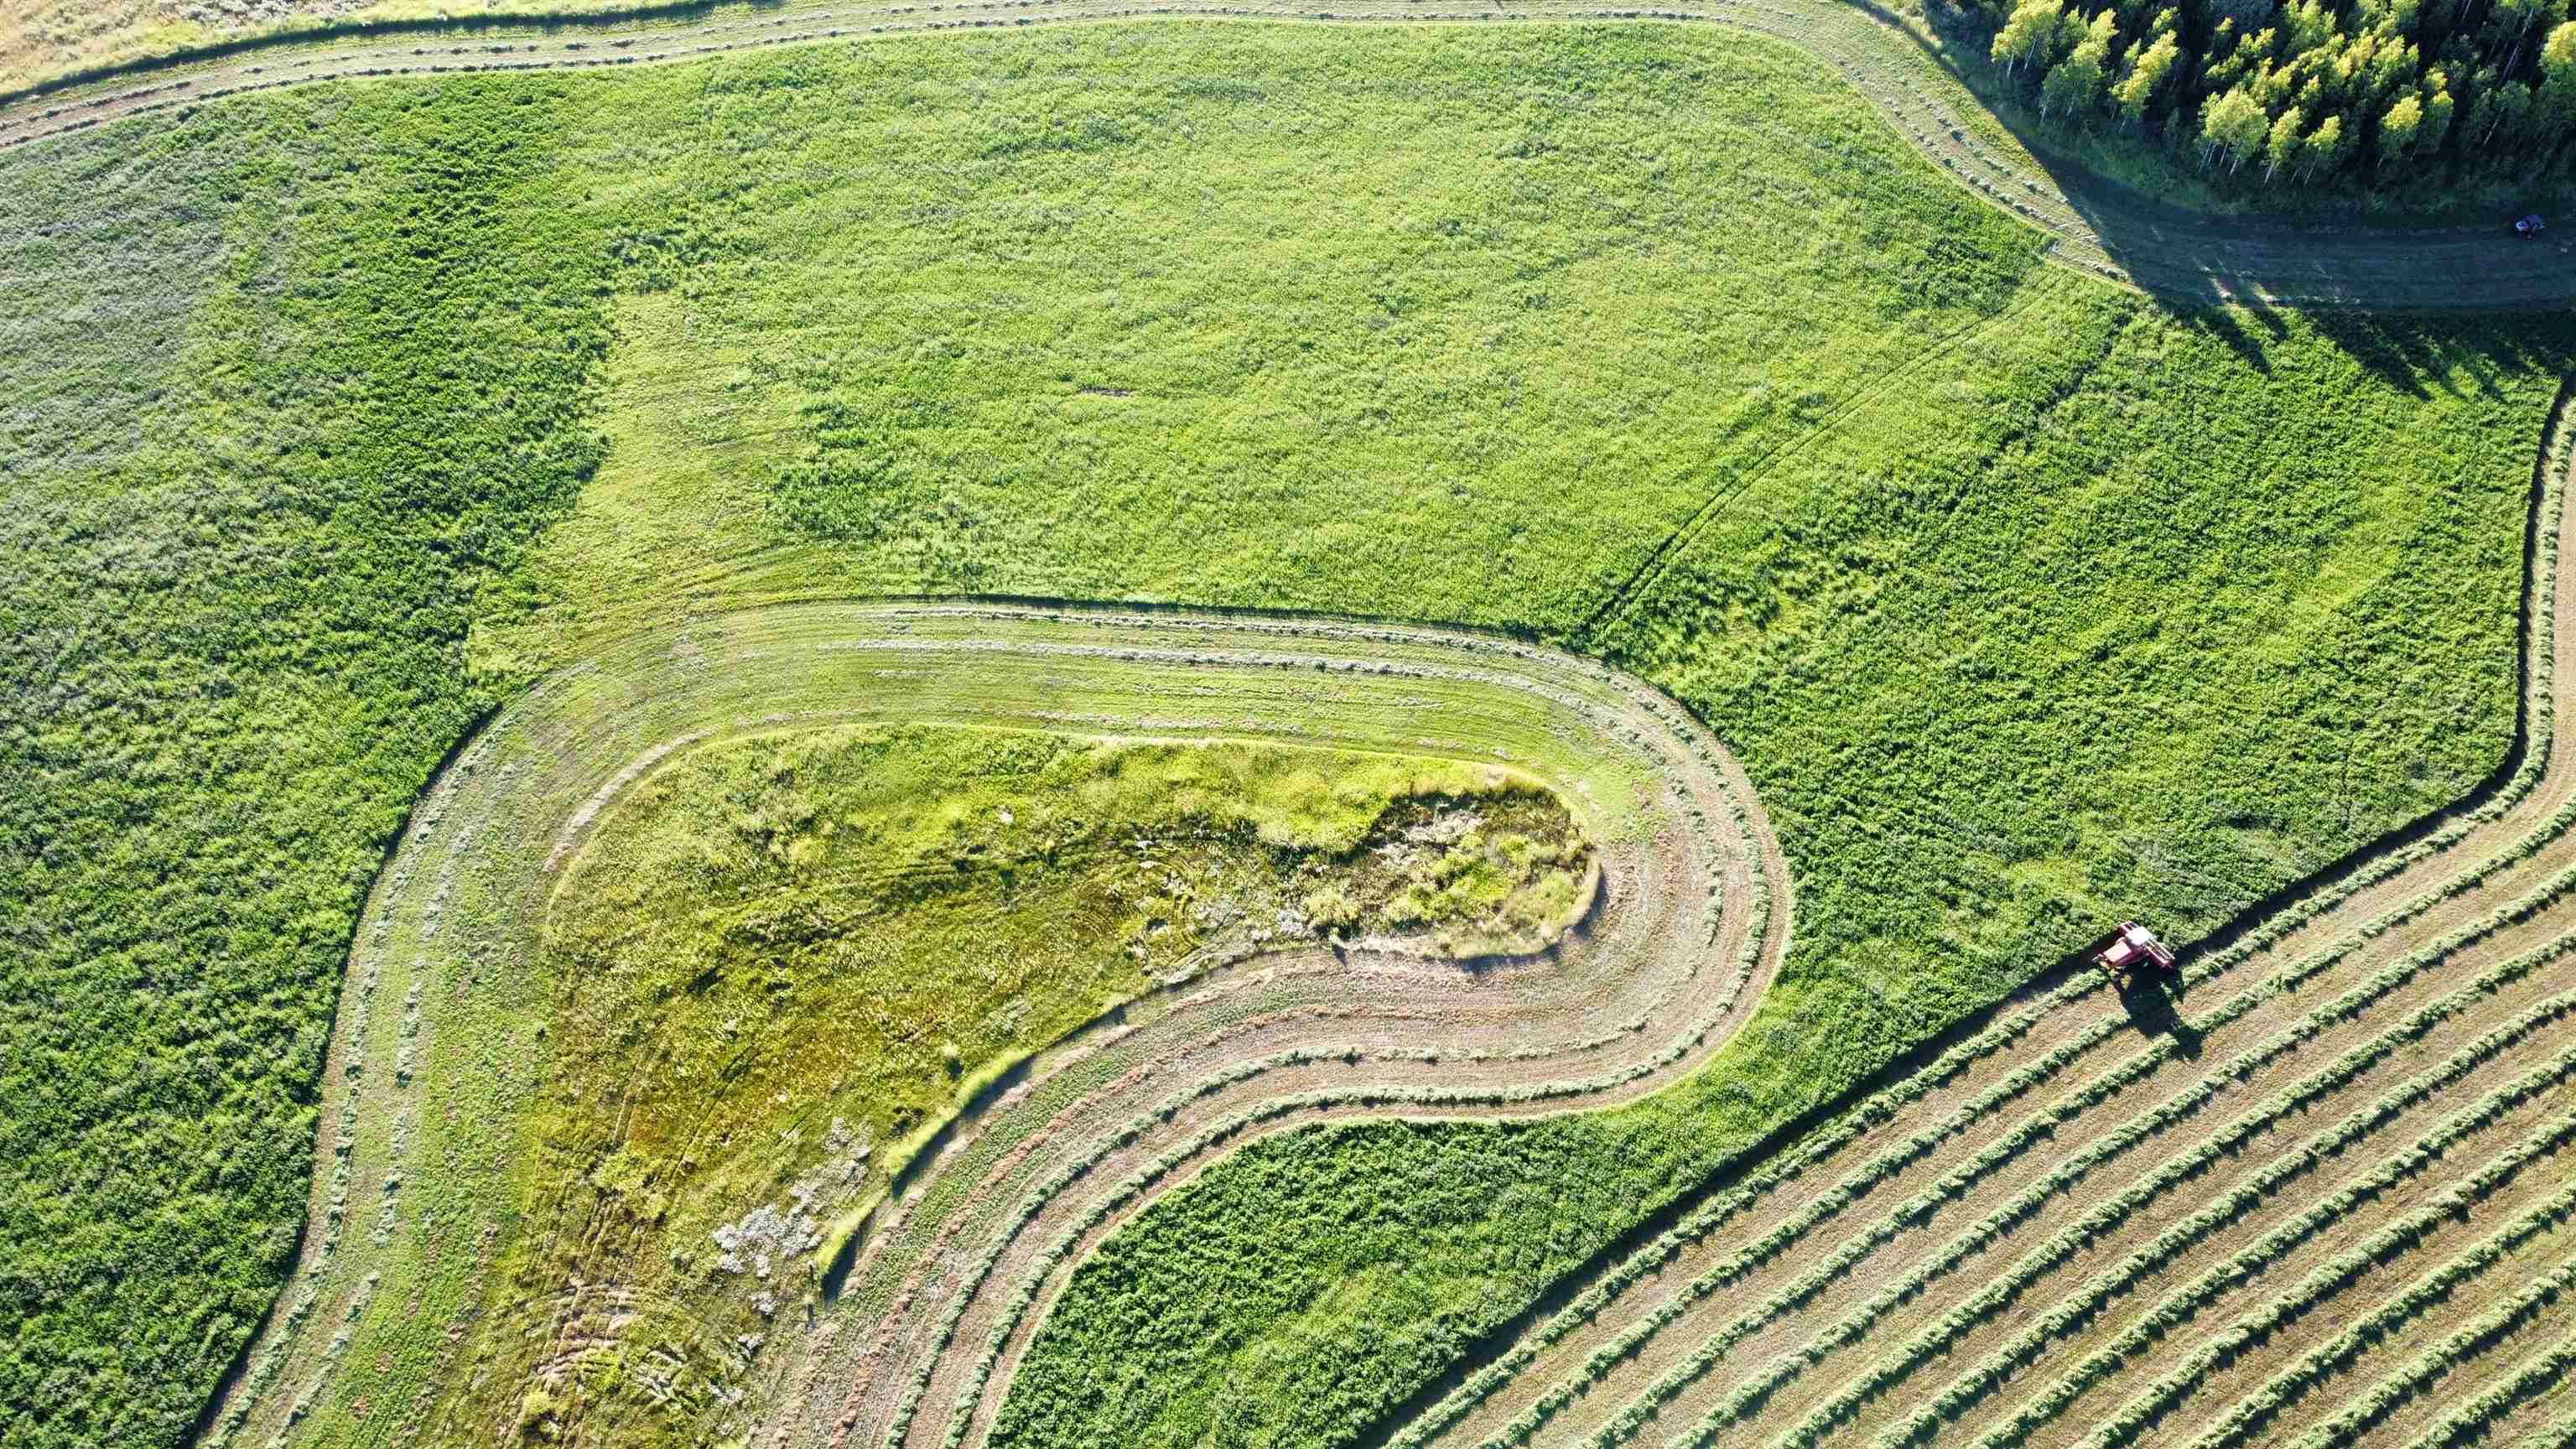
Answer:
(7, 0, 2575, 308)
(1353, 385, 2576, 1449)
(1575, 281, 2071, 641)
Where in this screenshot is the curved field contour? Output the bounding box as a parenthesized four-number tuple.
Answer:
(1350, 404, 2576, 1449)
(5, 1, 2575, 309)
(205, 603, 1791, 1449)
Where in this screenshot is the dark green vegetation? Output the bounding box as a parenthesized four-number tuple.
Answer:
(1958, 0, 2576, 194)
(0, 19, 2566, 1449)
(0, 80, 613, 1449)
(462, 725, 1583, 1445)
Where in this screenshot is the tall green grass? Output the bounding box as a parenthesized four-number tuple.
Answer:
(0, 75, 615, 1449)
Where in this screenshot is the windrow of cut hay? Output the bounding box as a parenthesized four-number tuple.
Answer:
(204, 605, 1792, 1449)
(1370, 412, 2576, 1449)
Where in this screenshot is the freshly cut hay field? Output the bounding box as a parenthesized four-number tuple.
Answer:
(1351, 434, 2576, 1449)
(0, 21, 2568, 1449)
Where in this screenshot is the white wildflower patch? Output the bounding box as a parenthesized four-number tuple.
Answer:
(709, 1118, 870, 1283)
(709, 1204, 818, 1280)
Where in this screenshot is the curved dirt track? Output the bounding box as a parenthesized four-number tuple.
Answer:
(4, 0, 2573, 309)
(1348, 402, 2576, 1449)
(203, 603, 1790, 1449)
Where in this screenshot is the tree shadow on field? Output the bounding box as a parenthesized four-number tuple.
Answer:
(1838, 0, 2576, 327)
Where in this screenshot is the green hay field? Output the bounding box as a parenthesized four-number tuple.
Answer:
(0, 21, 2568, 1449)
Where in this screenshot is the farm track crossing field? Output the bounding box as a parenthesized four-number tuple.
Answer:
(4, 0, 2575, 309)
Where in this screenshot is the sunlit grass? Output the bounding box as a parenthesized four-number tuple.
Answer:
(451, 723, 1588, 1443)
(1, 22, 2568, 1448)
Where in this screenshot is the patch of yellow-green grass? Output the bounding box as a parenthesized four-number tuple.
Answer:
(472, 289, 804, 678)
(453, 722, 1587, 1446)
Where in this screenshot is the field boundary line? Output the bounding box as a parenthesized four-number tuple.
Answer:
(1350, 376, 2576, 1449)
(7, 3, 2576, 307)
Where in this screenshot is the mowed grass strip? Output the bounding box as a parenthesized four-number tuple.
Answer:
(1421, 841, 2576, 1449)
(200, 605, 1737, 1449)
(1371, 727, 2576, 1449)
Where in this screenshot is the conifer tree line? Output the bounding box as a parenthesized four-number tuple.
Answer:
(1961, 0, 2576, 187)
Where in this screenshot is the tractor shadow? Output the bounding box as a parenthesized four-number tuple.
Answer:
(2113, 971, 2201, 1058)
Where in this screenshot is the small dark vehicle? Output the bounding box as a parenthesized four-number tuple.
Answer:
(2517, 214, 2547, 238)
(2096, 921, 2176, 989)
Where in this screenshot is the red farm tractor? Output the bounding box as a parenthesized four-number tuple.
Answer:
(2095, 921, 2176, 989)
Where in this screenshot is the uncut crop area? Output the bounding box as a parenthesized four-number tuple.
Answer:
(1370, 440, 2576, 1449)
